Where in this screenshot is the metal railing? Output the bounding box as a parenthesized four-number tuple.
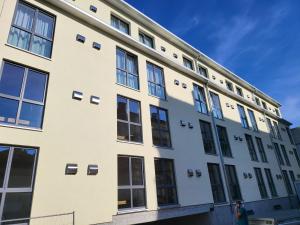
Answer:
(0, 211, 75, 225)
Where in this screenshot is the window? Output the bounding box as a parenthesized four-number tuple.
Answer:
(226, 81, 234, 92)
(255, 137, 267, 163)
(0, 145, 37, 222)
(139, 32, 154, 48)
(273, 143, 284, 165)
(264, 169, 277, 197)
(210, 92, 223, 119)
(111, 15, 130, 35)
(118, 156, 146, 210)
(248, 109, 258, 131)
(207, 163, 226, 203)
(193, 84, 208, 114)
(255, 97, 261, 106)
(116, 48, 139, 90)
(154, 159, 178, 206)
(281, 145, 291, 166)
(147, 62, 165, 99)
(273, 121, 282, 140)
(8, 1, 55, 58)
(275, 109, 280, 117)
(286, 127, 295, 145)
(0, 61, 48, 129)
(266, 118, 275, 138)
(117, 96, 142, 143)
(262, 101, 267, 110)
(237, 105, 249, 129)
(293, 148, 300, 168)
(245, 134, 258, 161)
(236, 87, 243, 97)
(289, 171, 296, 183)
(225, 165, 242, 201)
(254, 168, 268, 199)
(183, 57, 193, 70)
(198, 66, 208, 78)
(217, 126, 232, 157)
(150, 106, 171, 148)
(199, 120, 216, 154)
(282, 170, 293, 195)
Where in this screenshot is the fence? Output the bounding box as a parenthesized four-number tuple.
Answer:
(0, 212, 75, 225)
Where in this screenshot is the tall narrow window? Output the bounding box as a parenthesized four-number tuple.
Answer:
(183, 57, 193, 70)
(237, 105, 249, 129)
(282, 170, 293, 195)
(273, 121, 282, 140)
(266, 118, 275, 138)
(236, 87, 244, 97)
(289, 171, 296, 183)
(198, 66, 208, 78)
(254, 168, 268, 199)
(117, 96, 142, 143)
(116, 48, 139, 90)
(118, 156, 146, 210)
(255, 97, 261, 106)
(0, 145, 37, 222)
(226, 81, 234, 92)
(273, 143, 284, 166)
(225, 165, 242, 201)
(217, 126, 232, 157)
(199, 120, 216, 154)
(262, 101, 267, 110)
(245, 134, 258, 161)
(111, 15, 130, 35)
(207, 163, 226, 203)
(150, 106, 171, 148)
(281, 145, 291, 166)
(139, 32, 154, 48)
(255, 137, 267, 162)
(154, 159, 178, 206)
(8, 1, 55, 58)
(248, 109, 258, 131)
(210, 92, 223, 120)
(0, 61, 48, 129)
(264, 169, 277, 197)
(293, 148, 300, 168)
(286, 127, 295, 145)
(193, 84, 208, 114)
(147, 62, 166, 99)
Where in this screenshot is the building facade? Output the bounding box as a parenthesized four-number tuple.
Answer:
(292, 127, 300, 155)
(0, 0, 299, 224)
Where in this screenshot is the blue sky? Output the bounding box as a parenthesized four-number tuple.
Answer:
(124, 0, 300, 127)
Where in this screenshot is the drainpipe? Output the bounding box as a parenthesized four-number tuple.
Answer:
(262, 112, 293, 209)
(204, 82, 236, 225)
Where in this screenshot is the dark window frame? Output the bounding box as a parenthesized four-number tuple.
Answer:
(237, 104, 249, 129)
(210, 92, 223, 120)
(198, 66, 208, 78)
(199, 120, 217, 155)
(248, 109, 258, 132)
(207, 163, 226, 203)
(193, 84, 208, 115)
(139, 31, 155, 49)
(225, 80, 234, 92)
(217, 125, 232, 157)
(264, 168, 278, 197)
(245, 134, 259, 161)
(282, 170, 293, 195)
(254, 167, 268, 199)
(255, 137, 268, 163)
(111, 14, 130, 35)
(183, 57, 194, 70)
(225, 165, 242, 201)
(281, 145, 291, 166)
(236, 86, 244, 97)
(273, 143, 284, 165)
(147, 62, 166, 100)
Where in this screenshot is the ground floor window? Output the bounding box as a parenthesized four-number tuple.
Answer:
(118, 156, 146, 210)
(0, 145, 37, 223)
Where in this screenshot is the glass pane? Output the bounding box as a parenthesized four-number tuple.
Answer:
(116, 49, 126, 70)
(148, 82, 156, 96)
(117, 96, 128, 121)
(120, 21, 129, 34)
(154, 67, 163, 85)
(131, 158, 143, 185)
(30, 36, 52, 58)
(24, 70, 47, 102)
(19, 102, 44, 128)
(118, 157, 130, 186)
(130, 125, 142, 143)
(159, 110, 168, 130)
(118, 189, 131, 209)
(156, 86, 165, 99)
(8, 148, 36, 188)
(8, 27, 31, 51)
(116, 70, 126, 86)
(13, 3, 35, 30)
(127, 55, 137, 75)
(0, 97, 19, 124)
(2, 192, 32, 221)
(0, 62, 25, 97)
(152, 129, 160, 146)
(132, 188, 145, 207)
(35, 12, 54, 39)
(160, 131, 171, 147)
(117, 121, 129, 141)
(147, 64, 154, 82)
(157, 188, 177, 206)
(0, 146, 9, 187)
(127, 74, 138, 89)
(129, 100, 140, 123)
(150, 107, 159, 128)
(111, 16, 119, 29)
